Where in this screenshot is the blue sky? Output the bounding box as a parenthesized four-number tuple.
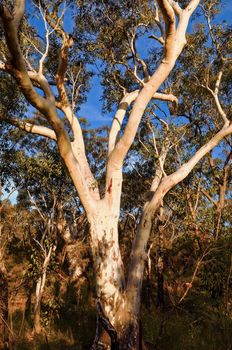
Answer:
(2, 187, 18, 203)
(24, 0, 232, 130)
(75, 0, 232, 128)
(2, 0, 232, 203)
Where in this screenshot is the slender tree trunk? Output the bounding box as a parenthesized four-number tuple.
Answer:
(156, 212, 165, 309)
(0, 202, 9, 349)
(212, 159, 229, 239)
(0, 267, 9, 349)
(145, 243, 153, 309)
(34, 246, 53, 334)
(120, 213, 153, 350)
(34, 276, 43, 334)
(34, 297, 42, 335)
(156, 257, 164, 309)
(156, 255, 164, 309)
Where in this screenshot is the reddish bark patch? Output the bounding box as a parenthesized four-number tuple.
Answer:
(107, 178, 113, 193)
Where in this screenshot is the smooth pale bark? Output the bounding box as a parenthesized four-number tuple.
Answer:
(34, 246, 53, 334)
(4, 1, 232, 349)
(0, 2, 98, 216)
(104, 10, 200, 273)
(126, 123, 232, 324)
(106, 0, 200, 181)
(108, 91, 178, 156)
(89, 208, 125, 324)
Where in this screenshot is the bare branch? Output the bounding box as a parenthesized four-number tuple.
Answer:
(174, 1, 201, 55)
(204, 69, 229, 127)
(149, 34, 165, 46)
(0, 1, 98, 215)
(214, 70, 223, 95)
(36, 1, 73, 107)
(184, 0, 201, 15)
(108, 90, 139, 156)
(154, 1, 165, 41)
(108, 90, 178, 155)
(178, 246, 216, 304)
(157, 0, 176, 39)
(38, 0, 65, 38)
(0, 1, 54, 114)
(169, 0, 182, 17)
(0, 115, 57, 140)
(200, 188, 218, 207)
(126, 31, 148, 85)
(27, 190, 46, 223)
(106, 1, 200, 182)
(194, 178, 201, 213)
(154, 92, 178, 105)
(129, 25, 150, 82)
(56, 34, 74, 106)
(151, 110, 169, 130)
(37, 1, 91, 160)
(67, 64, 84, 109)
(201, 3, 221, 57)
(149, 123, 232, 212)
(152, 139, 170, 184)
(146, 120, 160, 158)
(213, 93, 229, 126)
(28, 71, 55, 102)
(13, 0, 25, 26)
(38, 5, 51, 74)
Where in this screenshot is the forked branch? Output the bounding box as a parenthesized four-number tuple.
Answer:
(108, 90, 178, 155)
(106, 0, 196, 181)
(0, 0, 98, 214)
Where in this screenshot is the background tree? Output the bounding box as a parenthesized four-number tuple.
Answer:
(0, 0, 231, 349)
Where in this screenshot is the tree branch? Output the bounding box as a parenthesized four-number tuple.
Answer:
(108, 90, 139, 156)
(106, 1, 198, 184)
(154, 2, 165, 42)
(157, 0, 176, 39)
(149, 34, 165, 46)
(37, 1, 94, 177)
(169, 0, 182, 17)
(126, 119, 232, 315)
(200, 188, 218, 207)
(108, 90, 178, 156)
(0, 1, 53, 113)
(203, 68, 229, 127)
(149, 123, 232, 213)
(0, 1, 98, 215)
(0, 115, 57, 140)
(129, 25, 150, 83)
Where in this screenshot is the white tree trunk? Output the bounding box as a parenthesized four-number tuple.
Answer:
(89, 211, 125, 324)
(34, 246, 53, 334)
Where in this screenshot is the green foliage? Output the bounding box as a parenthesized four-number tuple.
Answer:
(199, 236, 232, 302)
(0, 0, 231, 349)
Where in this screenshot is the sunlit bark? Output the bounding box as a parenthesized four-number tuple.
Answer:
(2, 1, 232, 349)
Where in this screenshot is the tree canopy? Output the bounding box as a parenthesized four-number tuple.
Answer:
(0, 1, 231, 349)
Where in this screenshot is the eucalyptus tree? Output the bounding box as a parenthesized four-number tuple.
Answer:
(1, 143, 82, 334)
(0, 0, 231, 348)
(0, 186, 9, 350)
